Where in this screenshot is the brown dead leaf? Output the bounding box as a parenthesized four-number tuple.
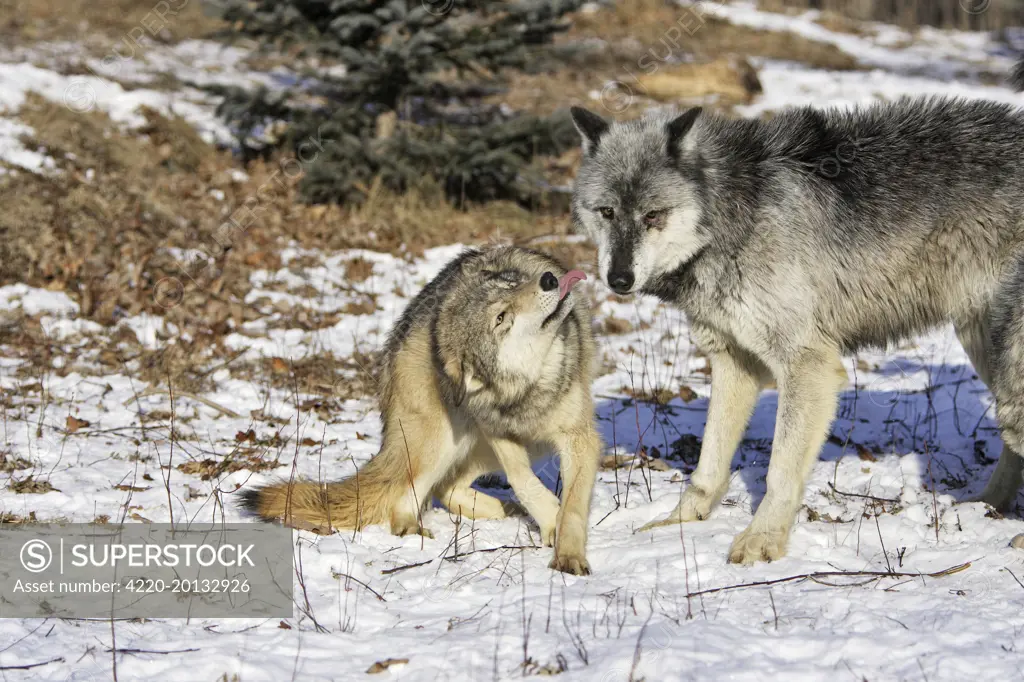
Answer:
(300, 437, 319, 447)
(367, 659, 409, 674)
(621, 385, 675, 405)
(66, 415, 91, 432)
(278, 620, 292, 629)
(344, 256, 375, 283)
(114, 484, 150, 492)
(342, 297, 378, 316)
(178, 451, 283, 480)
(0, 450, 31, 473)
(856, 444, 877, 462)
(602, 316, 632, 334)
(9, 476, 59, 494)
(679, 386, 698, 403)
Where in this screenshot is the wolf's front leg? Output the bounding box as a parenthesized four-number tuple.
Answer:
(550, 421, 601, 576)
(728, 348, 846, 564)
(488, 437, 561, 545)
(639, 349, 764, 531)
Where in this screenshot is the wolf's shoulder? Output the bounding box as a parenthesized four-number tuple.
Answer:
(380, 248, 483, 362)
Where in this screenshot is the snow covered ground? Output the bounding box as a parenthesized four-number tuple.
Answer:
(3, 2, 1024, 681)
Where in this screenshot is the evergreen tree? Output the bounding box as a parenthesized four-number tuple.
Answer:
(213, 0, 584, 206)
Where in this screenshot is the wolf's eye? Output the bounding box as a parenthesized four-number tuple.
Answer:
(598, 207, 615, 220)
(643, 210, 664, 228)
(495, 312, 505, 327)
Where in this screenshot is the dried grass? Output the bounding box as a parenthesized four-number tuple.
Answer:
(0, 0, 224, 48)
(569, 0, 859, 71)
(0, 0, 881, 408)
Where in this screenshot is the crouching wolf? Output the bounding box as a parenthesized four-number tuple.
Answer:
(241, 246, 601, 575)
(570, 98, 1024, 564)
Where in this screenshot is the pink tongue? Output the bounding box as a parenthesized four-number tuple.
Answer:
(558, 270, 587, 300)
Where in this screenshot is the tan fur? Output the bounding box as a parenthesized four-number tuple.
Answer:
(240, 247, 601, 574)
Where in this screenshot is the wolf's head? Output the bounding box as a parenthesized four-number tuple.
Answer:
(570, 106, 706, 296)
(435, 247, 587, 406)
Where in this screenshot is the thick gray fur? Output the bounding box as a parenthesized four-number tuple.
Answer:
(571, 95, 1024, 563)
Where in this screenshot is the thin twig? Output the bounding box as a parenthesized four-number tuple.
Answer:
(333, 572, 386, 602)
(166, 376, 176, 528)
(121, 387, 241, 419)
(682, 562, 971, 599)
(1004, 567, 1024, 591)
(443, 544, 538, 562)
(827, 481, 898, 504)
(381, 559, 434, 576)
(874, 510, 894, 574)
(197, 348, 248, 378)
(0, 657, 64, 671)
(106, 648, 200, 656)
(380, 544, 540, 575)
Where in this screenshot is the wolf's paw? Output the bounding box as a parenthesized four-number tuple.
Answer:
(637, 488, 716, 532)
(539, 524, 557, 547)
(727, 526, 788, 565)
(549, 554, 590, 576)
(393, 521, 434, 539)
(967, 487, 1016, 512)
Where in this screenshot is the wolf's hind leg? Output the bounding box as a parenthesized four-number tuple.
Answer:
(986, 389, 1024, 510)
(976, 448, 1024, 510)
(387, 420, 469, 539)
(958, 305, 1024, 507)
(437, 443, 510, 520)
(639, 347, 765, 532)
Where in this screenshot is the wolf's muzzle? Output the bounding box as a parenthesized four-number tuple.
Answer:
(608, 271, 634, 295)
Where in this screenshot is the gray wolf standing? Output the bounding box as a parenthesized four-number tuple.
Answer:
(569, 98, 1024, 564)
(241, 246, 600, 575)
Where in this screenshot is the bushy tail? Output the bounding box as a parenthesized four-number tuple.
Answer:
(1011, 57, 1024, 92)
(239, 453, 399, 533)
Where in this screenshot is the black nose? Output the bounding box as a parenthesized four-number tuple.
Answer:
(608, 271, 634, 294)
(540, 271, 558, 292)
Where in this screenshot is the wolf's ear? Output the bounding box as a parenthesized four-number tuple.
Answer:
(665, 107, 702, 160)
(570, 106, 609, 155)
(443, 356, 484, 408)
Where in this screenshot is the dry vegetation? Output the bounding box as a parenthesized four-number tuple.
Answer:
(763, 0, 1024, 31)
(0, 0, 223, 48)
(498, 0, 857, 116)
(569, 0, 858, 69)
(0, 0, 873, 411)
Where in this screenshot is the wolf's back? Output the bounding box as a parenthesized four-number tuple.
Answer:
(1012, 58, 1024, 92)
(239, 453, 397, 532)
